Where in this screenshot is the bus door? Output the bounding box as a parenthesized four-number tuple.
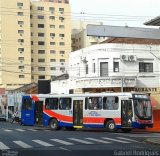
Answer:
(21, 96, 35, 126)
(121, 100, 133, 128)
(35, 101, 43, 125)
(73, 100, 83, 128)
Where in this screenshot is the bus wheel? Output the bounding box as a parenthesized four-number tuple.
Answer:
(49, 119, 59, 130)
(105, 120, 117, 132)
(121, 128, 132, 133)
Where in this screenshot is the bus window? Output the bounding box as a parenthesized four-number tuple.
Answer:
(45, 98, 58, 110)
(23, 98, 32, 110)
(103, 96, 119, 110)
(59, 98, 71, 110)
(85, 97, 102, 110)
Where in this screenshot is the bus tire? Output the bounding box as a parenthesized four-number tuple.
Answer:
(105, 120, 117, 132)
(121, 128, 132, 133)
(49, 118, 59, 130)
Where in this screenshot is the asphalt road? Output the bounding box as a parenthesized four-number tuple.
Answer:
(0, 122, 160, 156)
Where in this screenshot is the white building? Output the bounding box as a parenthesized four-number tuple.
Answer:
(51, 41, 160, 109)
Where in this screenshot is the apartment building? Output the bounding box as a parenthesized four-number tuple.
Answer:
(31, 0, 71, 82)
(0, 0, 71, 90)
(0, 0, 31, 90)
(71, 21, 107, 51)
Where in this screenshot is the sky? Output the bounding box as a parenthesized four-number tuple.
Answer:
(69, 0, 160, 27)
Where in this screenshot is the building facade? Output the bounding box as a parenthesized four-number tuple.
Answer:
(51, 42, 160, 109)
(31, 0, 71, 82)
(0, 0, 31, 90)
(71, 21, 107, 51)
(0, 0, 71, 90)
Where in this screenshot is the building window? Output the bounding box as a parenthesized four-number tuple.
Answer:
(38, 33, 45, 37)
(59, 25, 65, 29)
(50, 42, 55, 45)
(113, 62, 119, 72)
(30, 15, 33, 19)
(50, 50, 56, 54)
(59, 34, 65, 37)
(100, 62, 108, 77)
(18, 48, 24, 52)
(38, 41, 45, 45)
(59, 8, 64, 14)
(38, 67, 45, 71)
(92, 62, 95, 73)
(17, 2, 23, 7)
(38, 50, 45, 54)
(60, 59, 65, 62)
(18, 30, 24, 34)
(60, 51, 65, 54)
(37, 7, 44, 11)
(86, 64, 88, 74)
(60, 67, 65, 72)
(18, 21, 24, 25)
(59, 42, 65, 46)
(19, 75, 25, 78)
(49, 7, 55, 13)
(50, 33, 55, 37)
(50, 67, 56, 70)
(59, 17, 64, 22)
(19, 66, 24, 69)
(18, 57, 24, 61)
(38, 15, 44, 19)
(49, 16, 55, 20)
(38, 59, 45, 62)
(17, 12, 23, 16)
(18, 39, 24, 43)
(50, 25, 55, 28)
(139, 62, 153, 72)
(39, 75, 45, 79)
(38, 24, 44, 28)
(58, 0, 62, 3)
(50, 59, 56, 62)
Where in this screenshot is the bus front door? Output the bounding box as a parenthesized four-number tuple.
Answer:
(73, 100, 83, 128)
(121, 100, 133, 128)
(35, 101, 43, 125)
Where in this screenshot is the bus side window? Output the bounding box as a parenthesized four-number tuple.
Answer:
(45, 98, 58, 110)
(88, 97, 102, 110)
(103, 96, 119, 110)
(59, 98, 71, 110)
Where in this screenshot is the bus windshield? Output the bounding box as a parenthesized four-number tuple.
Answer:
(133, 99, 152, 120)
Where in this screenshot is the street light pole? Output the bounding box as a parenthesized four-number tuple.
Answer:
(121, 76, 124, 92)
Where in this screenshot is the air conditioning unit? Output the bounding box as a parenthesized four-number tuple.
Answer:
(129, 55, 136, 61)
(120, 55, 128, 61)
(19, 6, 22, 9)
(20, 25, 23, 27)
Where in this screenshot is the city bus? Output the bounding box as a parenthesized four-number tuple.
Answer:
(21, 92, 153, 132)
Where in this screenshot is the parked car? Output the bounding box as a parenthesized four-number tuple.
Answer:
(0, 115, 7, 121)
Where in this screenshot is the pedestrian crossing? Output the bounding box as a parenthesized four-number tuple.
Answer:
(0, 137, 139, 150)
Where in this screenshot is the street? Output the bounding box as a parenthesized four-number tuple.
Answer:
(0, 122, 160, 156)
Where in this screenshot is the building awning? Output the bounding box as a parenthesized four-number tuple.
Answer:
(144, 16, 160, 26)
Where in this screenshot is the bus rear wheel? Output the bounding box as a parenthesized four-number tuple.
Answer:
(105, 120, 117, 132)
(49, 118, 59, 130)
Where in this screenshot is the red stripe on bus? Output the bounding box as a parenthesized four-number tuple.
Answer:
(44, 110, 73, 122)
(32, 95, 39, 101)
(83, 117, 121, 124)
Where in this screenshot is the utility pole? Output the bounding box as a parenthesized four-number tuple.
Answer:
(121, 77, 124, 92)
